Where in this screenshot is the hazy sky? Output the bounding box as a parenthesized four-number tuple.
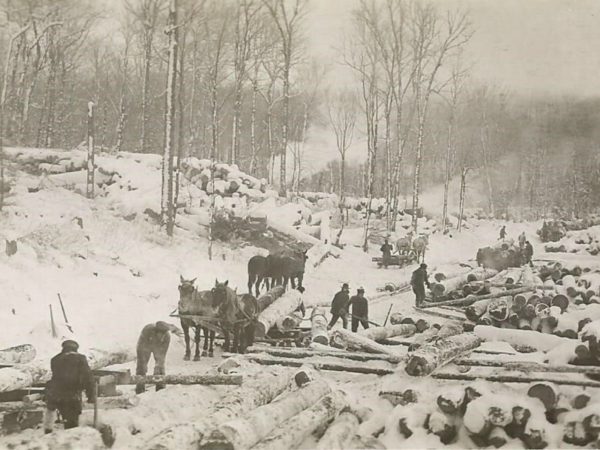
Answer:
(307, 0, 600, 97)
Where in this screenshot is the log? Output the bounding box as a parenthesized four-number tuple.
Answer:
(311, 308, 329, 345)
(405, 333, 483, 376)
(465, 300, 490, 322)
(407, 326, 440, 351)
(0, 426, 105, 449)
(255, 289, 303, 337)
(434, 268, 498, 296)
(358, 324, 416, 341)
(453, 358, 600, 375)
(330, 329, 403, 362)
(0, 347, 134, 393)
(237, 353, 396, 376)
(256, 286, 286, 312)
(252, 391, 348, 450)
(266, 218, 341, 257)
(145, 371, 292, 450)
(314, 411, 360, 449)
(421, 286, 533, 308)
(425, 411, 457, 444)
(275, 311, 303, 332)
(202, 378, 332, 449)
(433, 371, 600, 388)
(246, 346, 398, 363)
(0, 345, 36, 365)
(473, 325, 574, 352)
(128, 374, 242, 385)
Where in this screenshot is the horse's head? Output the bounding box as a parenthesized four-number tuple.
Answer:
(212, 279, 231, 308)
(178, 275, 197, 307)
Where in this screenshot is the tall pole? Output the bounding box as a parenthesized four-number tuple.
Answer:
(86, 101, 95, 199)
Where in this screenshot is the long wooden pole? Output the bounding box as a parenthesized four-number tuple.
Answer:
(433, 372, 600, 388)
(454, 359, 600, 375)
(57, 293, 72, 333)
(92, 378, 99, 428)
(49, 304, 56, 338)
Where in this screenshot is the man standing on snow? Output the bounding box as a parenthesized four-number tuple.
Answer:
(135, 321, 181, 394)
(523, 241, 534, 267)
(349, 287, 370, 332)
(380, 238, 394, 268)
(44, 340, 94, 433)
(328, 283, 350, 329)
(499, 225, 507, 240)
(411, 263, 431, 307)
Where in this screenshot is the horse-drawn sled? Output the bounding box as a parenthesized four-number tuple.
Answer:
(372, 253, 417, 268)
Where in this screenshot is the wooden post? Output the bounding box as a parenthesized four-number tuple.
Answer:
(49, 304, 56, 338)
(57, 293, 72, 333)
(86, 101, 95, 199)
(383, 304, 393, 326)
(92, 378, 99, 428)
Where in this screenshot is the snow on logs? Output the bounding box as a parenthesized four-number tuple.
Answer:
(358, 324, 417, 341)
(255, 286, 286, 313)
(146, 370, 293, 450)
(252, 390, 348, 450)
(255, 289, 303, 338)
(315, 409, 367, 450)
(473, 325, 577, 353)
(330, 329, 403, 363)
(202, 378, 332, 449)
(405, 333, 483, 377)
(0, 344, 36, 365)
(311, 308, 329, 345)
(429, 268, 498, 298)
(128, 374, 242, 386)
(0, 426, 105, 449)
(0, 347, 134, 393)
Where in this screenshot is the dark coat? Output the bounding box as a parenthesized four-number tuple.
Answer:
(380, 243, 393, 256)
(524, 242, 533, 259)
(137, 323, 171, 350)
(349, 295, 368, 318)
(411, 268, 430, 289)
(47, 351, 94, 401)
(331, 290, 350, 315)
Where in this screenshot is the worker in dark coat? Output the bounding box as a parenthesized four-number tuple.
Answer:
(411, 263, 431, 307)
(328, 283, 350, 329)
(380, 238, 394, 268)
(349, 287, 369, 332)
(44, 340, 94, 433)
(499, 225, 507, 240)
(523, 241, 534, 266)
(136, 321, 180, 394)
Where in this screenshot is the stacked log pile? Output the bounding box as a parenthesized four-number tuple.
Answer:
(428, 267, 498, 301)
(476, 242, 523, 271)
(255, 289, 303, 338)
(545, 225, 600, 256)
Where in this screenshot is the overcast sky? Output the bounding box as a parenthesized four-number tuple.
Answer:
(307, 0, 600, 98)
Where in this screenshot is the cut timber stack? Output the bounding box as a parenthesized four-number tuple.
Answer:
(311, 308, 329, 345)
(255, 289, 303, 338)
(145, 370, 293, 450)
(405, 333, 483, 376)
(429, 268, 498, 298)
(252, 390, 348, 450)
(201, 378, 331, 449)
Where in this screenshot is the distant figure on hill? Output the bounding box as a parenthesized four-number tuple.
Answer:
(499, 226, 507, 240)
(136, 321, 181, 394)
(411, 263, 431, 307)
(349, 287, 369, 332)
(328, 283, 350, 329)
(380, 238, 394, 268)
(44, 340, 94, 433)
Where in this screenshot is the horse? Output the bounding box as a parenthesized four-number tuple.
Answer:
(278, 250, 308, 290)
(396, 232, 414, 255)
(178, 276, 219, 360)
(247, 255, 272, 297)
(212, 279, 258, 354)
(413, 234, 429, 263)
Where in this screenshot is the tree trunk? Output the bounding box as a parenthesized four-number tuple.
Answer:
(480, 121, 495, 217)
(249, 76, 258, 175)
(174, 30, 186, 224)
(202, 379, 331, 449)
(404, 333, 482, 376)
(146, 371, 294, 450)
(86, 101, 95, 198)
(252, 391, 347, 450)
(230, 82, 242, 165)
(128, 374, 242, 385)
(442, 121, 453, 230)
(311, 307, 329, 345)
(422, 286, 533, 308)
(115, 41, 129, 153)
(256, 286, 286, 312)
(245, 346, 398, 363)
(473, 325, 576, 353)
(457, 167, 468, 231)
(329, 329, 403, 362)
(358, 324, 416, 341)
(411, 114, 426, 233)
(140, 29, 154, 153)
(279, 60, 290, 197)
(255, 289, 303, 337)
(161, 0, 178, 237)
(315, 411, 360, 450)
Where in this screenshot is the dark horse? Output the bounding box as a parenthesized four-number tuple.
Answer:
(213, 279, 258, 353)
(247, 255, 273, 297)
(278, 250, 308, 289)
(178, 276, 219, 360)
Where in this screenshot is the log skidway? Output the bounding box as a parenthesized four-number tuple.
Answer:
(245, 345, 403, 363)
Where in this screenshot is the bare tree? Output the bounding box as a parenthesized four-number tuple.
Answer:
(115, 25, 133, 153)
(262, 0, 306, 197)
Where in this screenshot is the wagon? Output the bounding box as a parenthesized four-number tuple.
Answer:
(372, 252, 417, 268)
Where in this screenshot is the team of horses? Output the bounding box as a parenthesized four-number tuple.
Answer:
(395, 232, 429, 263)
(176, 249, 309, 360)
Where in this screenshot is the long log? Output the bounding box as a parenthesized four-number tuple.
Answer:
(127, 374, 242, 385)
(202, 379, 332, 449)
(236, 354, 395, 376)
(330, 329, 403, 362)
(145, 371, 292, 450)
(276, 311, 303, 332)
(0, 347, 134, 393)
(311, 308, 329, 345)
(315, 411, 359, 450)
(245, 346, 399, 363)
(473, 325, 575, 352)
(266, 218, 341, 257)
(453, 359, 600, 375)
(358, 324, 416, 341)
(405, 333, 483, 376)
(255, 290, 303, 337)
(421, 286, 533, 308)
(413, 306, 466, 322)
(252, 391, 348, 450)
(432, 268, 498, 296)
(433, 371, 600, 388)
(256, 286, 286, 312)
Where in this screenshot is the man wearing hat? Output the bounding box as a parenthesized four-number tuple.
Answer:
(44, 340, 94, 433)
(136, 321, 181, 394)
(328, 283, 350, 329)
(349, 287, 370, 332)
(411, 263, 431, 307)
